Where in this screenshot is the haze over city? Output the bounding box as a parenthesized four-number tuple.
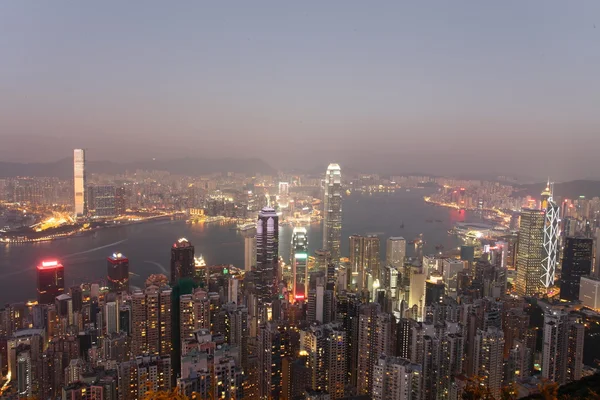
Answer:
(2, 1, 600, 180)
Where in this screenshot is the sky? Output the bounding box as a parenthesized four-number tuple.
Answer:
(1, 1, 600, 180)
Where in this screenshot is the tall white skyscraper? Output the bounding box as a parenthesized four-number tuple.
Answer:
(73, 149, 86, 217)
(386, 237, 406, 268)
(291, 226, 308, 302)
(541, 182, 559, 289)
(323, 164, 342, 263)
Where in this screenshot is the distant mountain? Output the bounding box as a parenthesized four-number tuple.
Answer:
(0, 157, 276, 179)
(514, 180, 600, 199)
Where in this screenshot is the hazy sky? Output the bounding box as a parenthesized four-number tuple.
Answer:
(1, 1, 600, 180)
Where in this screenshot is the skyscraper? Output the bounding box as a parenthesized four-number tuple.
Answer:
(291, 227, 308, 302)
(357, 304, 393, 395)
(256, 207, 279, 315)
(473, 327, 505, 399)
(515, 209, 545, 296)
(131, 285, 172, 357)
(170, 238, 195, 284)
(561, 237, 593, 301)
(73, 149, 86, 217)
(300, 323, 347, 399)
(349, 234, 381, 290)
(386, 237, 406, 269)
(243, 229, 257, 271)
(372, 355, 422, 400)
(541, 183, 560, 289)
(37, 260, 65, 305)
(323, 164, 342, 263)
(107, 252, 129, 293)
(542, 310, 584, 385)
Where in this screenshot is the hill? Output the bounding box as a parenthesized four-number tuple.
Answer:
(513, 180, 600, 200)
(0, 157, 276, 179)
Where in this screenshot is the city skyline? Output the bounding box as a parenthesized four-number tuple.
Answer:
(1, 2, 600, 180)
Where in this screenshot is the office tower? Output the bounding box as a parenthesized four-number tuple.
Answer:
(561, 237, 593, 301)
(442, 259, 464, 298)
(243, 230, 257, 271)
(541, 183, 560, 288)
(323, 163, 342, 262)
(115, 186, 127, 215)
(357, 304, 394, 395)
(473, 327, 505, 399)
(278, 181, 289, 196)
(372, 355, 422, 400)
(291, 227, 309, 302)
(307, 274, 326, 323)
(425, 279, 444, 306)
(542, 310, 584, 385)
(107, 252, 129, 293)
(300, 323, 347, 399)
(170, 238, 195, 284)
(16, 348, 33, 398)
(579, 276, 600, 310)
(460, 245, 475, 263)
(258, 322, 291, 400)
(69, 285, 83, 313)
(73, 148, 86, 217)
(131, 285, 172, 357)
(386, 237, 407, 268)
(105, 301, 119, 335)
(89, 184, 116, 216)
(37, 260, 65, 305)
(256, 207, 279, 316)
(515, 209, 545, 296)
(349, 234, 381, 290)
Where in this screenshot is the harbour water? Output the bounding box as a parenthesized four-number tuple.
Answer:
(0, 188, 477, 303)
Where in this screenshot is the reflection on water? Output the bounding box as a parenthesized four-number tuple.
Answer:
(0, 188, 477, 303)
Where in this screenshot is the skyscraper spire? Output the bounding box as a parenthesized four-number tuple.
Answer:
(323, 164, 342, 263)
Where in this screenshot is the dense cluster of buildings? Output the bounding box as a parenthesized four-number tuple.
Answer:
(1, 155, 600, 399)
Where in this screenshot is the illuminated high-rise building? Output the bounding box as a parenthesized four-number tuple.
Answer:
(515, 209, 545, 296)
(243, 229, 257, 271)
(300, 323, 347, 399)
(170, 238, 195, 284)
(323, 164, 342, 263)
(357, 304, 393, 396)
(73, 148, 86, 217)
(107, 252, 129, 293)
(256, 207, 279, 315)
(541, 310, 584, 385)
(386, 237, 406, 269)
(473, 327, 505, 399)
(561, 237, 593, 301)
(372, 355, 422, 400)
(37, 260, 65, 305)
(291, 227, 308, 302)
(541, 182, 560, 289)
(349, 234, 381, 290)
(131, 285, 172, 357)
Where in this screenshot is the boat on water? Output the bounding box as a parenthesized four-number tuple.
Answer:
(400, 221, 404, 229)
